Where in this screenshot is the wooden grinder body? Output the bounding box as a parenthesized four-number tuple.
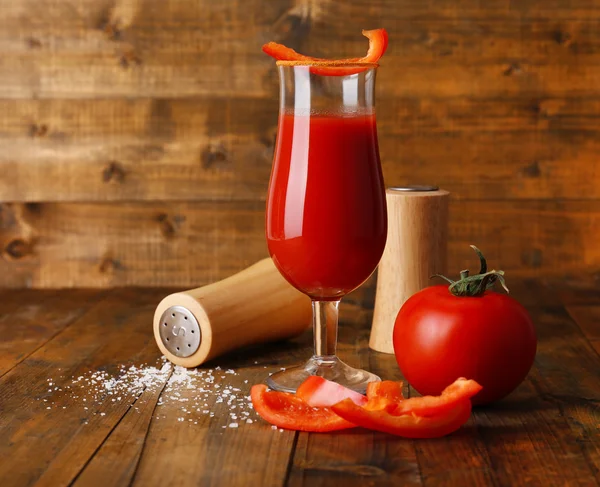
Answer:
(154, 258, 312, 367)
(370, 188, 449, 354)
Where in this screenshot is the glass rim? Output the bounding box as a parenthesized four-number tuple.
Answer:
(275, 60, 379, 68)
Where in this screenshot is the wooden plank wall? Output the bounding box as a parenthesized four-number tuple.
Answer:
(0, 0, 598, 288)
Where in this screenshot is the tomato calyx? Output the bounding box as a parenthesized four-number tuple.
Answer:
(433, 245, 510, 297)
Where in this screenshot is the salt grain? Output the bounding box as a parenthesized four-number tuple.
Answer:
(41, 356, 258, 429)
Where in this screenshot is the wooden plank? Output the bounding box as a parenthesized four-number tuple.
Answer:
(0, 201, 269, 288)
(379, 129, 600, 202)
(2, 97, 600, 202)
(72, 368, 173, 487)
(0, 200, 599, 289)
(0, 288, 169, 487)
(448, 199, 600, 278)
(2, 7, 600, 100)
(545, 276, 600, 305)
(131, 334, 309, 486)
(471, 304, 600, 486)
(566, 305, 600, 354)
(306, 19, 600, 65)
(0, 97, 277, 203)
(0, 288, 103, 377)
(3, 0, 600, 34)
(3, 52, 600, 99)
(4, 19, 600, 68)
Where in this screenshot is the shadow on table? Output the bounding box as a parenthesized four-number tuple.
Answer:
(201, 331, 312, 370)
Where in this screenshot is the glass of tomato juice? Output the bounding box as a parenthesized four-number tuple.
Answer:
(265, 61, 387, 393)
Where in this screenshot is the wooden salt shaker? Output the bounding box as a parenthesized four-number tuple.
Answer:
(370, 186, 449, 354)
(154, 258, 312, 367)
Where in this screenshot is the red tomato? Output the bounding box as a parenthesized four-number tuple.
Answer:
(250, 384, 355, 432)
(393, 285, 537, 405)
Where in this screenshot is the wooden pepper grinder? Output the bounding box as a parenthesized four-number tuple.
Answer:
(370, 186, 449, 354)
(154, 258, 312, 367)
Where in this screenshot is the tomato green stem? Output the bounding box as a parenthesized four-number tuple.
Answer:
(432, 246, 509, 297)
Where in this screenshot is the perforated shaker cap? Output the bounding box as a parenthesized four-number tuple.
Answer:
(387, 185, 439, 192)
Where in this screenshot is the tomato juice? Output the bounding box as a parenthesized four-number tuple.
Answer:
(266, 111, 387, 299)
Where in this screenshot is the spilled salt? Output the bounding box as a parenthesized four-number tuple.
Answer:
(38, 356, 270, 430)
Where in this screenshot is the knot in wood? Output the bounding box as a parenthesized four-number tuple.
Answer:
(156, 213, 177, 238)
(99, 255, 123, 274)
(4, 239, 34, 260)
(555, 31, 573, 46)
(201, 144, 230, 170)
(102, 161, 126, 183)
(25, 37, 42, 49)
(29, 124, 48, 138)
(503, 63, 522, 77)
(119, 50, 141, 69)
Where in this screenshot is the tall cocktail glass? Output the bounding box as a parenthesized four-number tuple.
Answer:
(266, 62, 387, 393)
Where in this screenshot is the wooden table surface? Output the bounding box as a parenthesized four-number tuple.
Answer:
(1, 278, 599, 487)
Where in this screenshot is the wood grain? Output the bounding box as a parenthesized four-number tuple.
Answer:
(371, 189, 448, 353)
(72, 368, 173, 487)
(0, 288, 103, 377)
(0, 0, 598, 286)
(0, 288, 168, 487)
(566, 305, 600, 354)
(0, 200, 598, 288)
(1, 0, 600, 99)
(3, 97, 600, 203)
(0, 283, 599, 486)
(132, 336, 310, 487)
(470, 304, 600, 486)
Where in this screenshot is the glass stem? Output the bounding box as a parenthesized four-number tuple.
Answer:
(312, 300, 340, 359)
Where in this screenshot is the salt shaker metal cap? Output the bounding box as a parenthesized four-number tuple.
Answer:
(370, 186, 450, 354)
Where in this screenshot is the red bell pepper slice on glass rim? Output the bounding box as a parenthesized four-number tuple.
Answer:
(262, 29, 388, 76)
(262, 28, 388, 64)
(250, 384, 356, 432)
(332, 398, 473, 439)
(391, 378, 482, 417)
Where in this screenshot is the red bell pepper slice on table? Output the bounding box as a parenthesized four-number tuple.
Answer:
(332, 398, 473, 439)
(251, 377, 481, 438)
(296, 376, 368, 407)
(250, 384, 355, 432)
(364, 380, 405, 411)
(331, 378, 481, 438)
(262, 28, 388, 76)
(391, 378, 482, 417)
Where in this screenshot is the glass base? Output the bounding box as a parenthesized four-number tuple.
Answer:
(266, 356, 381, 394)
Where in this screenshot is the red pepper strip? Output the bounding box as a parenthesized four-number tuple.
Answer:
(262, 29, 388, 76)
(296, 376, 368, 407)
(332, 399, 473, 439)
(391, 378, 482, 417)
(261, 42, 321, 62)
(364, 381, 404, 412)
(250, 384, 356, 432)
(352, 28, 389, 63)
(262, 28, 388, 64)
